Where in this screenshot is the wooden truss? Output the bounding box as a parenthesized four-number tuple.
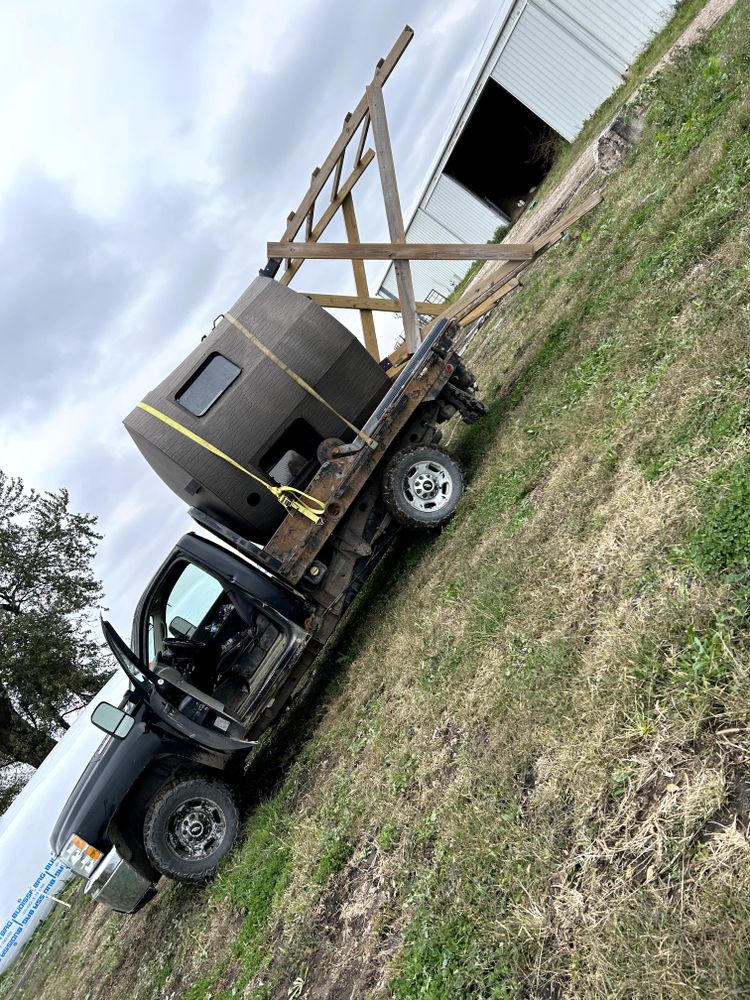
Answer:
(265, 26, 600, 369)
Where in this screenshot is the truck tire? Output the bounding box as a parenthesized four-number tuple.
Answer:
(382, 445, 465, 528)
(143, 775, 239, 883)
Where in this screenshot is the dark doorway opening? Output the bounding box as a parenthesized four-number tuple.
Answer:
(445, 79, 564, 223)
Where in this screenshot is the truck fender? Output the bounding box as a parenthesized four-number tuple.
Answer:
(108, 755, 228, 883)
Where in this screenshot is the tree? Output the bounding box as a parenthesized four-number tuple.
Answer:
(0, 470, 110, 787)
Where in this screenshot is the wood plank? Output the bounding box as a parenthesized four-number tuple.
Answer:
(330, 118, 349, 199)
(420, 190, 604, 337)
(380, 343, 411, 378)
(458, 278, 521, 326)
(268, 241, 535, 261)
(354, 112, 370, 166)
(279, 149, 375, 286)
(366, 81, 420, 353)
(279, 27, 413, 244)
(302, 292, 445, 316)
(330, 151, 345, 201)
(530, 190, 603, 252)
(306, 168, 320, 239)
(450, 191, 604, 324)
(341, 193, 379, 360)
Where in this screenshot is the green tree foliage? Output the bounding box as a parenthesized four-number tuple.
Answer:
(0, 470, 109, 799)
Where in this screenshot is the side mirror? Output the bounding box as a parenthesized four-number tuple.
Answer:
(91, 702, 135, 739)
(169, 615, 196, 640)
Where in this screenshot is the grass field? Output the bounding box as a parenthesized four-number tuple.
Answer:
(2, 1, 750, 997)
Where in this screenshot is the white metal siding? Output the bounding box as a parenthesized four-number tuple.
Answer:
(381, 208, 473, 301)
(491, 0, 623, 141)
(381, 179, 508, 301)
(552, 0, 674, 68)
(424, 175, 508, 243)
(379, 0, 677, 300)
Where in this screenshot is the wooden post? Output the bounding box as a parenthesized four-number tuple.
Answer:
(365, 81, 420, 354)
(341, 193, 379, 360)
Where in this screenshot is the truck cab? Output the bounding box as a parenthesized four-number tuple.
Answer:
(51, 532, 312, 912)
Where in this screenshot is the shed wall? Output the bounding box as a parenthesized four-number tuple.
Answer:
(377, 0, 676, 300)
(381, 176, 508, 301)
(490, 0, 674, 140)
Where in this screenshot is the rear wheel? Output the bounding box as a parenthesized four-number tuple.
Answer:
(143, 775, 239, 883)
(382, 445, 465, 528)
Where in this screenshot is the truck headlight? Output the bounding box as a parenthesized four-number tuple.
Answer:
(60, 834, 103, 878)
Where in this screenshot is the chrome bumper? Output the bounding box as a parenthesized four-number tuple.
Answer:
(84, 847, 155, 913)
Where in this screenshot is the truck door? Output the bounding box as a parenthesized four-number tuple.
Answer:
(127, 545, 309, 743)
(101, 617, 256, 752)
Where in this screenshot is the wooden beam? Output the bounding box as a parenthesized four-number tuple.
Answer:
(341, 193, 379, 360)
(330, 116, 350, 199)
(268, 241, 535, 261)
(354, 112, 370, 166)
(302, 292, 445, 316)
(306, 168, 320, 239)
(280, 26, 413, 244)
(420, 190, 604, 336)
(366, 80, 420, 353)
(530, 190, 604, 252)
(458, 278, 521, 326)
(451, 191, 605, 323)
(279, 149, 375, 286)
(380, 343, 411, 378)
(330, 151, 345, 201)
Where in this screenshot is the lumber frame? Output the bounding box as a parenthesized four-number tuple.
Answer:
(279, 27, 414, 245)
(268, 26, 593, 366)
(279, 149, 376, 287)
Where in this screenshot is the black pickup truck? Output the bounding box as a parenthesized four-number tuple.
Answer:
(52, 532, 315, 912)
(51, 267, 486, 913)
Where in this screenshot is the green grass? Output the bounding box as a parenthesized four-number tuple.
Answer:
(4, 3, 750, 998)
(687, 457, 750, 578)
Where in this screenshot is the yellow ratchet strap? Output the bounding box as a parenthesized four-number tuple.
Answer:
(223, 312, 378, 451)
(136, 402, 325, 523)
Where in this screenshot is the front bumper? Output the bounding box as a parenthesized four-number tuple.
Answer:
(83, 847, 156, 913)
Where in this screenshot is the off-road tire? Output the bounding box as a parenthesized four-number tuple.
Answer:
(143, 774, 239, 883)
(382, 445, 465, 529)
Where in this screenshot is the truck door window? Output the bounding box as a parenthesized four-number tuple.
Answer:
(145, 561, 285, 716)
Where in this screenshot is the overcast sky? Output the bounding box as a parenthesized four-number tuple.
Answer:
(0, 0, 514, 965)
(0, 0, 503, 637)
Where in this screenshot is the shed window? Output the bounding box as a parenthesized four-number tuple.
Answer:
(176, 354, 241, 416)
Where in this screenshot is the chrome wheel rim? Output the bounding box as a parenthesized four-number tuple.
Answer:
(402, 460, 453, 513)
(167, 796, 226, 860)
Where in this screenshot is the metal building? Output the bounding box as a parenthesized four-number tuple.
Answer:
(379, 0, 675, 303)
